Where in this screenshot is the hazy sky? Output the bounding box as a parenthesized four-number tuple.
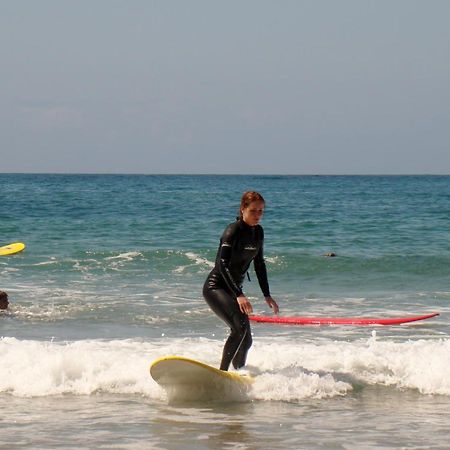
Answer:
(1, 0, 450, 174)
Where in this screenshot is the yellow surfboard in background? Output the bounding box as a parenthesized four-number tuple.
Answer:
(0, 242, 26, 256)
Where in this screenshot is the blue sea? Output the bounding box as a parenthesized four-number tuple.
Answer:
(1, 174, 449, 449)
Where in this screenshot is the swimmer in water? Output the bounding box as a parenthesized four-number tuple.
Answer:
(0, 291, 9, 310)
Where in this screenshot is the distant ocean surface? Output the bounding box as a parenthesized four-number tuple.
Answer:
(1, 174, 449, 449)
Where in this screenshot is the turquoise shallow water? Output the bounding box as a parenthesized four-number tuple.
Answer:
(1, 174, 450, 449)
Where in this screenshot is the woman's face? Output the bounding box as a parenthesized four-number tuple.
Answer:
(242, 200, 265, 226)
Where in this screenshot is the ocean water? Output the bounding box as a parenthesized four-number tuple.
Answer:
(1, 174, 449, 449)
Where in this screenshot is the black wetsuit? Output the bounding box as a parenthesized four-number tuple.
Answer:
(203, 219, 271, 371)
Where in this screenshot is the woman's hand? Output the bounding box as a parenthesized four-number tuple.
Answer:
(265, 296, 279, 314)
(237, 295, 253, 315)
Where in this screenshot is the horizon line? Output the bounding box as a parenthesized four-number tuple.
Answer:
(0, 172, 449, 177)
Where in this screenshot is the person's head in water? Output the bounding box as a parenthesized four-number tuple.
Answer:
(239, 191, 265, 227)
(0, 291, 9, 310)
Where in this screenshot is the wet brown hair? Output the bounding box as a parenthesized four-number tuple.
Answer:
(0, 291, 8, 310)
(238, 191, 265, 220)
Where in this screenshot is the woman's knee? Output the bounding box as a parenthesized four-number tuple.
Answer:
(229, 326, 246, 343)
(230, 320, 251, 345)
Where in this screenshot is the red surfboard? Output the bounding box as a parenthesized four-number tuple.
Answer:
(249, 312, 439, 326)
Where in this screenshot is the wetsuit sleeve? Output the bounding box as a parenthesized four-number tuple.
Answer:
(253, 227, 271, 297)
(218, 224, 244, 297)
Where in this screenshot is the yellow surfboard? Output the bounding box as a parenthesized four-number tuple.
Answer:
(0, 242, 26, 256)
(150, 355, 253, 403)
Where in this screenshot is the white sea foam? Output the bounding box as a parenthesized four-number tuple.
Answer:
(264, 255, 280, 265)
(98, 252, 144, 271)
(251, 335, 450, 397)
(32, 259, 59, 266)
(1, 335, 449, 400)
(0, 338, 159, 398)
(173, 252, 214, 273)
(185, 252, 214, 267)
(105, 252, 142, 261)
(1, 267, 20, 272)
